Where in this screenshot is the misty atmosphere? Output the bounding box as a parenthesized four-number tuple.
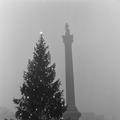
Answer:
(1, 0, 120, 120)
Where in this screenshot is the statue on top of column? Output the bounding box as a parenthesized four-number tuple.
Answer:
(65, 23, 70, 36)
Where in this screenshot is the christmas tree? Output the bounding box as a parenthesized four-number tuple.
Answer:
(13, 33, 67, 120)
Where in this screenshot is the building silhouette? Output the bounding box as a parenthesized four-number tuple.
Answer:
(79, 112, 104, 120)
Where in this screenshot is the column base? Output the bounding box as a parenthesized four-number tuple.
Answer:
(63, 105, 81, 120)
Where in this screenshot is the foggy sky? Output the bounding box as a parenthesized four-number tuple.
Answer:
(1, 0, 120, 120)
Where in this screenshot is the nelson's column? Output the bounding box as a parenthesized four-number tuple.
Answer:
(62, 23, 81, 120)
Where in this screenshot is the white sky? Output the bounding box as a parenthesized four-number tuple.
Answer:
(1, 0, 120, 119)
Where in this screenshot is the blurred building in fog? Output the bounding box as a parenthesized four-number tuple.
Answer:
(0, 107, 15, 120)
(80, 112, 104, 120)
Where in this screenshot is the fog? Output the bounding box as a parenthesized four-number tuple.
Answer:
(1, 0, 120, 119)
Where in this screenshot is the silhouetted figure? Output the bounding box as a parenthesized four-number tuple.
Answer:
(65, 23, 70, 35)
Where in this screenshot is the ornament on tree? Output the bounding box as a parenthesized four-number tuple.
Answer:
(27, 96, 29, 99)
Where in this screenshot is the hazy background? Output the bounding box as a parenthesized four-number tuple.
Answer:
(1, 0, 120, 119)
